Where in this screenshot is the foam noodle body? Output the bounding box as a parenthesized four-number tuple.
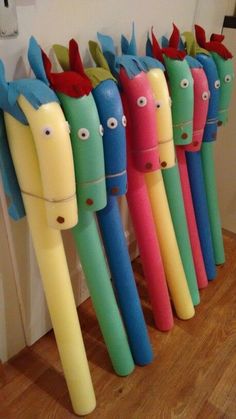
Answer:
(4, 112, 95, 415)
(161, 56, 199, 301)
(57, 91, 135, 375)
(121, 76, 194, 321)
(147, 67, 207, 291)
(194, 49, 225, 265)
(93, 80, 154, 359)
(178, 65, 209, 289)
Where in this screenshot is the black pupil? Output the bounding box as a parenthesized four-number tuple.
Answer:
(111, 122, 115, 126)
(45, 130, 50, 135)
(82, 132, 86, 137)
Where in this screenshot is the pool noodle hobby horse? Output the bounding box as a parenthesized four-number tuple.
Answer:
(157, 24, 210, 288)
(98, 31, 194, 320)
(194, 25, 234, 265)
(146, 26, 202, 295)
(0, 62, 95, 415)
(28, 37, 134, 375)
(51, 39, 153, 363)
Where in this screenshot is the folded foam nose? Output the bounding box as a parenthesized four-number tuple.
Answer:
(106, 171, 127, 196)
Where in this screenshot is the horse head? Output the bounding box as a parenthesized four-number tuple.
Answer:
(43, 39, 107, 212)
(195, 25, 234, 126)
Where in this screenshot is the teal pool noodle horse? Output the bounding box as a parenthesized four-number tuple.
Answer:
(28, 36, 134, 376)
(194, 25, 235, 264)
(67, 38, 153, 366)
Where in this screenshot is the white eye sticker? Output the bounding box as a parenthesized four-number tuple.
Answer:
(65, 121, 71, 133)
(215, 80, 220, 89)
(99, 124, 104, 136)
(107, 117, 118, 129)
(137, 96, 147, 107)
(224, 74, 232, 83)
(78, 128, 90, 140)
(122, 115, 127, 127)
(180, 79, 189, 88)
(155, 100, 162, 109)
(42, 127, 53, 137)
(202, 91, 209, 101)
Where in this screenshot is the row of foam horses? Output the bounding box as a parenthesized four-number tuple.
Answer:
(0, 23, 234, 415)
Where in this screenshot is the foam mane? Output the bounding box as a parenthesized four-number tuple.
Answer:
(195, 25, 233, 60)
(0, 60, 58, 125)
(97, 32, 162, 79)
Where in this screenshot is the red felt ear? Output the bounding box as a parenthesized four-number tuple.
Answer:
(151, 27, 164, 62)
(195, 24, 207, 47)
(69, 39, 87, 76)
(169, 23, 180, 49)
(210, 33, 225, 42)
(206, 41, 233, 59)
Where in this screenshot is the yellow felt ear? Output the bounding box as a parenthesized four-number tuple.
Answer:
(52, 44, 70, 71)
(89, 40, 110, 71)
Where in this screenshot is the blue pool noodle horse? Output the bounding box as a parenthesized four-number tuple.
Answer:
(88, 40, 153, 365)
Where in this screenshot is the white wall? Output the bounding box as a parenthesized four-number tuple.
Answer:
(0, 0, 235, 362)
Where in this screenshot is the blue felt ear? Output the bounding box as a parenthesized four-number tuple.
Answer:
(0, 61, 28, 125)
(0, 111, 25, 220)
(121, 35, 129, 55)
(178, 36, 186, 51)
(146, 34, 153, 57)
(28, 36, 50, 85)
(121, 23, 137, 56)
(161, 36, 169, 48)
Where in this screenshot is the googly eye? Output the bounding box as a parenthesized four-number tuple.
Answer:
(122, 115, 127, 127)
(202, 91, 209, 101)
(224, 74, 232, 83)
(215, 80, 220, 89)
(180, 79, 189, 88)
(43, 127, 52, 137)
(137, 96, 147, 107)
(107, 117, 118, 129)
(155, 100, 162, 109)
(65, 121, 71, 134)
(78, 128, 90, 140)
(99, 124, 104, 136)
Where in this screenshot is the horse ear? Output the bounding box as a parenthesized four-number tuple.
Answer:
(182, 31, 195, 55)
(88, 40, 110, 71)
(28, 36, 50, 85)
(146, 33, 153, 57)
(210, 33, 225, 43)
(195, 24, 207, 47)
(169, 23, 180, 49)
(151, 27, 163, 62)
(69, 39, 87, 76)
(121, 35, 129, 54)
(52, 44, 70, 71)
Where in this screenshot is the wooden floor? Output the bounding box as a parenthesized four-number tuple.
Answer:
(1, 231, 236, 419)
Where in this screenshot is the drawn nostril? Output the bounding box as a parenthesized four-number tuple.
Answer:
(217, 120, 223, 126)
(193, 141, 198, 147)
(161, 161, 167, 168)
(111, 187, 119, 195)
(145, 162, 153, 170)
(86, 198, 94, 206)
(57, 216, 65, 224)
(181, 132, 188, 139)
